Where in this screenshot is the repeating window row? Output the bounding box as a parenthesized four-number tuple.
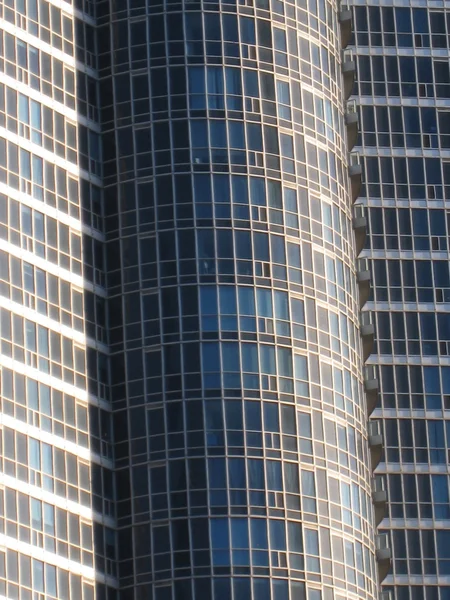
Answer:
(372, 258, 450, 304)
(1, 486, 93, 566)
(103, 117, 345, 194)
(368, 207, 449, 252)
(123, 339, 364, 425)
(384, 586, 450, 600)
(0, 251, 83, 332)
(354, 7, 450, 49)
(387, 473, 450, 520)
(388, 527, 450, 576)
(0, 366, 90, 450)
(138, 284, 304, 343)
(104, 8, 339, 90)
(145, 400, 366, 467)
(0, 548, 94, 600)
(0, 307, 86, 386)
(0, 136, 82, 218)
(110, 231, 357, 314)
(360, 105, 449, 151)
(146, 458, 371, 535)
(109, 58, 341, 135)
(384, 418, 450, 464)
(128, 401, 370, 495)
(379, 364, 450, 411)
(136, 284, 357, 359)
(0, 30, 76, 109)
(108, 176, 350, 255)
(0, 0, 74, 56)
(0, 82, 77, 162)
(1, 426, 91, 505)
(0, 195, 82, 276)
(103, 575, 361, 600)
(375, 311, 450, 358)
(363, 156, 449, 201)
(2, 485, 114, 579)
(145, 517, 376, 593)
(357, 55, 450, 99)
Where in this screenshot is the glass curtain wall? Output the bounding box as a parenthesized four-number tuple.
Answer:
(96, 0, 379, 599)
(0, 0, 114, 599)
(353, 1, 450, 599)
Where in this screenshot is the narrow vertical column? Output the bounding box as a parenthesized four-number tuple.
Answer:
(353, 0, 450, 597)
(0, 1, 106, 599)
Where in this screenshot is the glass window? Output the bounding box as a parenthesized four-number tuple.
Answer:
(32, 559, 44, 592)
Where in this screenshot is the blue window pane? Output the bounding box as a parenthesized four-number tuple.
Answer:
(219, 287, 237, 315)
(231, 519, 249, 548)
(273, 579, 288, 600)
(211, 519, 229, 549)
(200, 287, 217, 316)
(305, 529, 319, 555)
(222, 343, 239, 372)
(228, 458, 246, 488)
(288, 522, 303, 552)
(277, 348, 292, 377)
(437, 531, 450, 559)
(250, 177, 265, 206)
(251, 518, 268, 548)
(253, 579, 270, 600)
(214, 578, 230, 599)
(32, 560, 44, 592)
(234, 579, 251, 600)
(260, 345, 276, 374)
(266, 461, 282, 491)
(202, 343, 220, 372)
(424, 367, 440, 393)
(45, 564, 57, 596)
(257, 288, 272, 317)
(29, 439, 40, 470)
(248, 459, 264, 489)
(241, 343, 258, 372)
(209, 458, 226, 489)
(238, 287, 255, 315)
(269, 520, 286, 550)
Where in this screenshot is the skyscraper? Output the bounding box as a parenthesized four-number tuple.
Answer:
(0, 1, 388, 599)
(353, 1, 450, 599)
(0, 0, 113, 598)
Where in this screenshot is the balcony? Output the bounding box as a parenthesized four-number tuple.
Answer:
(345, 100, 359, 151)
(363, 365, 379, 415)
(339, 6, 352, 49)
(352, 204, 367, 255)
(360, 312, 374, 362)
(349, 152, 362, 203)
(342, 50, 356, 100)
(356, 258, 371, 308)
(376, 533, 392, 582)
(372, 476, 388, 526)
(368, 420, 383, 471)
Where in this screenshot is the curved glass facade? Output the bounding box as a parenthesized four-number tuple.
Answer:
(97, 1, 378, 599)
